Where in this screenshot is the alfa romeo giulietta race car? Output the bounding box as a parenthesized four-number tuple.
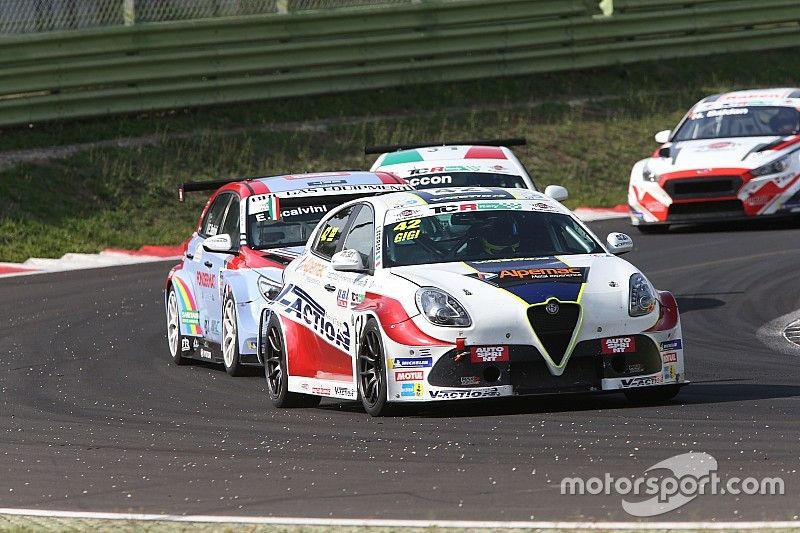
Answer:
(260, 186, 686, 415)
(629, 88, 800, 231)
(164, 171, 411, 376)
(368, 138, 569, 201)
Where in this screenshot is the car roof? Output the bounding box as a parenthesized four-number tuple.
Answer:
(216, 171, 408, 198)
(362, 187, 566, 213)
(696, 88, 800, 109)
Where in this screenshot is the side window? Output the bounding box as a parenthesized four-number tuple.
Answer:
(312, 206, 354, 259)
(220, 197, 240, 247)
(342, 205, 375, 267)
(202, 194, 232, 237)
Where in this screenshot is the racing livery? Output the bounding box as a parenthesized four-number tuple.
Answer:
(629, 88, 800, 231)
(164, 171, 411, 376)
(368, 139, 569, 201)
(261, 186, 685, 415)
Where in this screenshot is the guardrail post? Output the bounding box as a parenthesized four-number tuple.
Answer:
(123, 0, 136, 26)
(599, 0, 613, 16)
(277, 0, 288, 15)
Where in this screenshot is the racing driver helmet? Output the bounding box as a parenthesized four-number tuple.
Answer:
(480, 214, 521, 255)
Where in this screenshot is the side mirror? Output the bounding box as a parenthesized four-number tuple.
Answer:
(654, 130, 671, 144)
(331, 249, 367, 272)
(203, 234, 235, 253)
(606, 232, 633, 255)
(544, 185, 568, 202)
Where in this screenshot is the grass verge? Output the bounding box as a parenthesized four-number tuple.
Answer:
(0, 48, 796, 262)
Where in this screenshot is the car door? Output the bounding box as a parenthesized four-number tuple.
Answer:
(197, 192, 238, 345)
(301, 204, 357, 381)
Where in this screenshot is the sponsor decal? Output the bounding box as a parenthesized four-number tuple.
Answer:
(745, 195, 772, 207)
(406, 175, 453, 187)
(300, 257, 326, 278)
(246, 339, 257, 351)
(621, 374, 663, 388)
(337, 288, 349, 307)
(460, 375, 481, 386)
(180, 310, 200, 325)
(660, 339, 683, 351)
(200, 348, 212, 359)
(627, 363, 645, 373)
(300, 382, 310, 390)
(281, 205, 328, 217)
(334, 386, 356, 398)
(601, 337, 636, 354)
(308, 179, 347, 186)
(662, 351, 678, 363)
(401, 382, 425, 397)
(390, 357, 433, 368)
(350, 291, 365, 308)
(498, 267, 584, 281)
(469, 345, 509, 363)
(392, 218, 421, 243)
(196, 271, 216, 289)
(429, 387, 501, 399)
(193, 338, 199, 349)
(311, 386, 331, 395)
(663, 364, 676, 381)
(284, 184, 410, 196)
(209, 320, 221, 336)
(395, 370, 424, 381)
(279, 285, 351, 351)
(408, 166, 480, 175)
(413, 187, 515, 204)
(248, 194, 281, 221)
(181, 338, 191, 352)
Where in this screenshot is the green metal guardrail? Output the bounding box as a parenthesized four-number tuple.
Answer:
(0, 0, 797, 127)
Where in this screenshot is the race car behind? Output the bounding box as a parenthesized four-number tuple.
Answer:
(629, 88, 800, 231)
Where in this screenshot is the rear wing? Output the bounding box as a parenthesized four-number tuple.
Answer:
(178, 177, 255, 202)
(364, 138, 526, 155)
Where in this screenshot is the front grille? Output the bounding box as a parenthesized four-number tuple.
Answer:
(510, 352, 601, 394)
(527, 303, 580, 366)
(667, 200, 745, 221)
(663, 176, 741, 200)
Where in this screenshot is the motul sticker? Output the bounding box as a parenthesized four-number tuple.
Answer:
(601, 337, 636, 354)
(395, 371, 424, 381)
(662, 351, 678, 363)
(470, 345, 509, 363)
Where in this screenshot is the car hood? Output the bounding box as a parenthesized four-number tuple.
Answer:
(389, 254, 639, 307)
(650, 137, 783, 174)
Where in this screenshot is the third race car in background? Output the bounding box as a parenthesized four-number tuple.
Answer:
(368, 138, 569, 201)
(629, 88, 800, 232)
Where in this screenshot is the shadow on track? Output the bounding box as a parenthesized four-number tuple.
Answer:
(318, 382, 800, 418)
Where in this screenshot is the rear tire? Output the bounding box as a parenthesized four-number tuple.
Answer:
(166, 287, 189, 366)
(264, 314, 321, 408)
(222, 293, 248, 377)
(357, 319, 392, 417)
(624, 384, 680, 404)
(636, 224, 669, 234)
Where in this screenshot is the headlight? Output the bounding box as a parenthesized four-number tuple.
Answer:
(751, 155, 790, 177)
(415, 287, 471, 327)
(258, 276, 281, 301)
(642, 166, 659, 182)
(629, 273, 656, 317)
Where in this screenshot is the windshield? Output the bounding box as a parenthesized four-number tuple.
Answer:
(405, 172, 528, 189)
(672, 106, 800, 141)
(248, 202, 333, 249)
(383, 209, 604, 267)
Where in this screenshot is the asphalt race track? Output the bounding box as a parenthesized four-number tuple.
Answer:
(1, 218, 799, 523)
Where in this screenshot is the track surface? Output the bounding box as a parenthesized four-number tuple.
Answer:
(1, 218, 799, 522)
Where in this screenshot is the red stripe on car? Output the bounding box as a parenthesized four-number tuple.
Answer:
(464, 146, 506, 159)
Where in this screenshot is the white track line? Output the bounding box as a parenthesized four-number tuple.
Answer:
(0, 508, 798, 529)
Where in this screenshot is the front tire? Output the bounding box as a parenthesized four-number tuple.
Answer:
(624, 384, 680, 404)
(222, 293, 247, 377)
(264, 314, 321, 408)
(166, 287, 188, 365)
(357, 319, 391, 417)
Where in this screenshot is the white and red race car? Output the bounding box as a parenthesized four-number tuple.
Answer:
(629, 88, 800, 231)
(368, 138, 569, 201)
(260, 187, 685, 415)
(164, 171, 411, 376)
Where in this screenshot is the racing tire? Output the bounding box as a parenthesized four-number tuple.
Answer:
(222, 293, 248, 377)
(357, 319, 393, 417)
(264, 314, 321, 408)
(166, 287, 189, 365)
(636, 224, 669, 234)
(624, 384, 681, 404)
